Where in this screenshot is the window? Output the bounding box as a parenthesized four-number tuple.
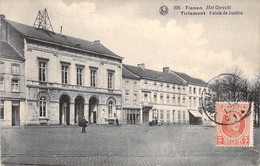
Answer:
(11, 79, 19, 92)
(199, 98, 202, 107)
(108, 72, 114, 89)
(178, 110, 181, 122)
(153, 93, 157, 103)
(166, 84, 169, 89)
(189, 87, 192, 94)
(167, 110, 170, 121)
(189, 97, 192, 107)
(154, 82, 157, 86)
(178, 86, 181, 92)
(172, 86, 175, 92)
(90, 69, 97, 87)
(160, 110, 164, 121)
(125, 90, 130, 103)
(160, 93, 164, 103)
(183, 111, 186, 122)
(77, 67, 83, 86)
(39, 61, 47, 82)
(183, 87, 185, 91)
(193, 87, 196, 94)
(172, 110, 175, 122)
(172, 95, 176, 104)
(39, 97, 47, 117)
(144, 80, 148, 84)
(0, 62, 4, 73)
(178, 95, 181, 104)
(166, 94, 170, 103)
(0, 77, 4, 91)
(133, 91, 138, 103)
(199, 88, 201, 94)
(11, 64, 19, 74)
(144, 93, 148, 102)
(125, 81, 130, 89)
(61, 65, 69, 84)
(160, 83, 163, 89)
(108, 101, 113, 118)
(0, 100, 4, 119)
(193, 97, 197, 108)
(182, 97, 185, 104)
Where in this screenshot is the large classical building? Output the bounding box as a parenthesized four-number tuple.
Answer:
(123, 64, 189, 125)
(0, 15, 123, 126)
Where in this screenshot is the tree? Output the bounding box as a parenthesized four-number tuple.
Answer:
(251, 73, 260, 126)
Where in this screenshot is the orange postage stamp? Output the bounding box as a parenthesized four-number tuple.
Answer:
(216, 102, 253, 147)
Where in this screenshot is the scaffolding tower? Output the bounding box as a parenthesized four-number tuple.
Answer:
(33, 8, 54, 32)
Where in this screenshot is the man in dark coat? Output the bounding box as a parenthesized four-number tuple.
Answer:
(81, 116, 88, 133)
(116, 118, 119, 126)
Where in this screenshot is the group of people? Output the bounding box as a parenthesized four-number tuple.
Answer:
(80, 116, 119, 133)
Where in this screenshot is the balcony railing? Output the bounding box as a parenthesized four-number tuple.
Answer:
(27, 80, 121, 94)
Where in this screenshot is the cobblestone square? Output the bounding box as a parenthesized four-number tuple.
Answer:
(1, 125, 260, 166)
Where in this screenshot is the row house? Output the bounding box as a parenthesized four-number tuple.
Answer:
(122, 65, 141, 124)
(0, 40, 26, 126)
(171, 71, 208, 125)
(0, 15, 123, 126)
(123, 64, 189, 125)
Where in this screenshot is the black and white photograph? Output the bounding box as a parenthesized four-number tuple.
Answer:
(0, 0, 259, 165)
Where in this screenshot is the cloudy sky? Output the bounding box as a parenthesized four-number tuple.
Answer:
(0, 0, 259, 82)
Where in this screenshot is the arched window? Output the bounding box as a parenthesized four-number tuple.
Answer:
(39, 97, 47, 117)
(108, 101, 113, 118)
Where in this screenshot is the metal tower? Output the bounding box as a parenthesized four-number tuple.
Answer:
(33, 8, 54, 32)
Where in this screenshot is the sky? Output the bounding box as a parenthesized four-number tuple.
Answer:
(0, 0, 259, 82)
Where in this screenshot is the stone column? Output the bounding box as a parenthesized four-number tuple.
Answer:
(140, 107, 143, 124)
(84, 103, 89, 121)
(62, 104, 65, 125)
(70, 102, 75, 125)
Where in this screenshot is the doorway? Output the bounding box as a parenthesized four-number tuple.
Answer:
(59, 95, 70, 125)
(12, 101, 20, 126)
(89, 97, 98, 124)
(75, 96, 85, 125)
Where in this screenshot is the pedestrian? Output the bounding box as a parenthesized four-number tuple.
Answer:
(155, 116, 158, 126)
(81, 116, 88, 133)
(116, 118, 119, 126)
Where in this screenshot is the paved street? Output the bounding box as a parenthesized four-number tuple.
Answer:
(1, 125, 260, 166)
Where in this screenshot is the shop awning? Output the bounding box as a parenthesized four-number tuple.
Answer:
(189, 110, 203, 117)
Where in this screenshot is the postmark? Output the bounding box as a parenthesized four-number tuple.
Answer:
(216, 102, 253, 147)
(201, 73, 253, 125)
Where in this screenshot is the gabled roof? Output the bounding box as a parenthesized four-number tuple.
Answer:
(4, 19, 122, 60)
(123, 64, 185, 85)
(0, 41, 24, 61)
(122, 65, 140, 80)
(171, 71, 206, 86)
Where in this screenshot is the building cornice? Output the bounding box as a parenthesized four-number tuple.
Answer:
(25, 37, 123, 61)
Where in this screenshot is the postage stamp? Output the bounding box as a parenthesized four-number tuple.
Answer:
(216, 102, 253, 147)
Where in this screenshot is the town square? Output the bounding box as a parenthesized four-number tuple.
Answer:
(1, 125, 260, 165)
(0, 0, 260, 165)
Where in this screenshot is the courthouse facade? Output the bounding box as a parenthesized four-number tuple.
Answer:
(0, 15, 123, 126)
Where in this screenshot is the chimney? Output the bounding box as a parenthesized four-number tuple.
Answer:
(137, 63, 145, 69)
(60, 26, 63, 36)
(94, 40, 100, 43)
(0, 14, 6, 19)
(163, 67, 170, 73)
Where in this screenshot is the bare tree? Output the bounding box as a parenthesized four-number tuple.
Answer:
(251, 73, 260, 126)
